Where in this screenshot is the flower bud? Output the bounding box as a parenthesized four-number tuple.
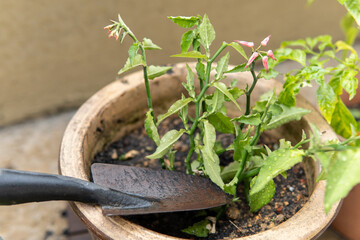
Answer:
(267, 50, 277, 61)
(234, 40, 255, 48)
(262, 56, 269, 73)
(245, 52, 259, 68)
(261, 35, 271, 47)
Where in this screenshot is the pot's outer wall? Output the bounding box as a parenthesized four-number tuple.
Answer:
(59, 63, 340, 240)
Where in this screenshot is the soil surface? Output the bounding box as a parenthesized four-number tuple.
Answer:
(93, 118, 309, 239)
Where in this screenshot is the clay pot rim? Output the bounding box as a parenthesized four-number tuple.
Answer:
(59, 62, 341, 240)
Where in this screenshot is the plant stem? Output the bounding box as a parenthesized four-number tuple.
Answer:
(240, 62, 258, 130)
(184, 43, 228, 174)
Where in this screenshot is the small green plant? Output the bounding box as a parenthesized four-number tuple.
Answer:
(105, 13, 360, 237)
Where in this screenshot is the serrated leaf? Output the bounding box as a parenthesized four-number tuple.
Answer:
(330, 99, 358, 138)
(278, 49, 307, 67)
(147, 65, 172, 80)
(171, 51, 206, 59)
(183, 64, 195, 98)
(196, 61, 206, 81)
(335, 40, 358, 57)
(281, 39, 307, 49)
(201, 120, 224, 188)
(258, 68, 280, 80)
(225, 63, 247, 73)
(168, 16, 200, 28)
(157, 98, 194, 125)
(206, 90, 225, 114)
(250, 148, 304, 195)
(144, 111, 160, 146)
(128, 43, 139, 63)
(317, 82, 338, 123)
(147, 129, 185, 159)
(264, 105, 311, 130)
(232, 113, 261, 126)
(198, 14, 215, 51)
(344, 0, 360, 26)
(325, 148, 360, 213)
(181, 30, 195, 53)
(208, 112, 235, 134)
(278, 76, 301, 107)
(221, 161, 240, 183)
(224, 176, 238, 195)
(213, 82, 241, 111)
(340, 69, 358, 100)
(142, 38, 162, 50)
(228, 42, 248, 60)
(249, 177, 275, 212)
(182, 219, 210, 237)
(118, 54, 144, 75)
(215, 52, 230, 80)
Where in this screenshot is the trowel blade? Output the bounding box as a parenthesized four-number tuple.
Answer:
(91, 163, 232, 216)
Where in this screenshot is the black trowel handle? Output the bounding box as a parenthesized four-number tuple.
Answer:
(0, 168, 151, 208)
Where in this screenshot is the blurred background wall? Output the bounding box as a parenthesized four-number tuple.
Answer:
(0, 0, 346, 127)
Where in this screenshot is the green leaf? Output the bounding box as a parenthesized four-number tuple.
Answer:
(157, 98, 194, 125)
(281, 39, 307, 49)
(249, 177, 275, 212)
(221, 161, 240, 183)
(215, 52, 230, 80)
(341, 13, 359, 46)
(317, 82, 338, 123)
(147, 129, 185, 159)
(264, 105, 311, 130)
(344, 0, 360, 26)
(232, 113, 262, 126)
(206, 90, 225, 114)
(168, 16, 200, 28)
(213, 82, 241, 111)
(118, 54, 144, 75)
(142, 38, 161, 50)
(250, 148, 304, 195)
(278, 76, 302, 107)
(330, 99, 358, 138)
(198, 14, 215, 51)
(182, 219, 210, 237)
(228, 42, 248, 60)
(144, 111, 160, 146)
(183, 64, 195, 98)
(335, 40, 358, 57)
(196, 61, 206, 82)
(147, 65, 172, 80)
(225, 63, 247, 73)
(258, 69, 280, 80)
(340, 69, 358, 100)
(171, 51, 207, 59)
(201, 120, 224, 188)
(325, 148, 360, 213)
(128, 43, 139, 63)
(224, 176, 238, 196)
(278, 49, 307, 67)
(208, 112, 235, 134)
(181, 30, 195, 53)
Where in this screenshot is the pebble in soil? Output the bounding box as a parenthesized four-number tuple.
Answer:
(93, 118, 309, 239)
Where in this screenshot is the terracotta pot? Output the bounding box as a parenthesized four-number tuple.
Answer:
(59, 63, 341, 240)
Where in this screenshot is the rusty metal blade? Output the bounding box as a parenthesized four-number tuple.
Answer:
(91, 163, 232, 216)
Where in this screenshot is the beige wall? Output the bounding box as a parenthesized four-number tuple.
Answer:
(0, 0, 346, 126)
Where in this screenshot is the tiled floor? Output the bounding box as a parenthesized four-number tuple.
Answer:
(0, 111, 349, 240)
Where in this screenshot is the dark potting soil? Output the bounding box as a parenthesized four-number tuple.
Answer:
(93, 118, 309, 239)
